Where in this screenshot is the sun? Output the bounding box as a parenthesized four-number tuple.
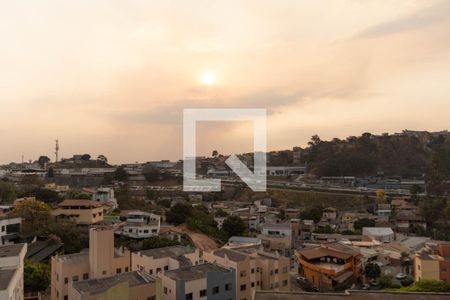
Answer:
(200, 71, 217, 85)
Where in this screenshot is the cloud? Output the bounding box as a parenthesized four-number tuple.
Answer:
(354, 0, 449, 39)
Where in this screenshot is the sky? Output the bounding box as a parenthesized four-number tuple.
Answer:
(1, 0, 450, 164)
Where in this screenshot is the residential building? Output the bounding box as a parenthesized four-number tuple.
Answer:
(132, 246, 201, 276)
(92, 187, 117, 209)
(69, 271, 160, 300)
(203, 247, 290, 300)
(254, 290, 450, 300)
(51, 226, 131, 300)
(119, 211, 161, 239)
(0, 243, 27, 300)
(362, 227, 394, 243)
(414, 241, 450, 284)
(322, 207, 337, 222)
(395, 210, 426, 233)
(0, 217, 21, 246)
(51, 199, 104, 225)
(296, 242, 362, 291)
(160, 263, 235, 300)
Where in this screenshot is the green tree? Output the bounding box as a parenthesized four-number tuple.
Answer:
(37, 156, 51, 168)
(141, 236, 180, 250)
(166, 203, 193, 225)
(300, 206, 323, 223)
(354, 218, 376, 230)
(47, 167, 55, 178)
(11, 199, 52, 236)
(0, 181, 16, 203)
(22, 188, 60, 203)
(378, 274, 393, 289)
(97, 154, 108, 164)
(24, 260, 50, 292)
(113, 166, 128, 181)
(214, 208, 228, 217)
(81, 154, 91, 161)
(222, 216, 246, 239)
(45, 223, 85, 254)
(364, 263, 381, 279)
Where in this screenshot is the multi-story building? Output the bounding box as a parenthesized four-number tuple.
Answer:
(362, 227, 395, 243)
(0, 243, 27, 300)
(0, 216, 21, 246)
(51, 226, 131, 300)
(414, 241, 450, 284)
(69, 271, 160, 300)
(119, 211, 161, 239)
(296, 242, 362, 292)
(132, 245, 201, 276)
(203, 247, 290, 300)
(160, 263, 235, 300)
(51, 199, 104, 225)
(92, 187, 117, 209)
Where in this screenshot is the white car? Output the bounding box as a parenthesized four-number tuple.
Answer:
(395, 273, 408, 280)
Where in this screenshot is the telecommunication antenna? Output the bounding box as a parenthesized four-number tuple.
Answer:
(55, 139, 60, 162)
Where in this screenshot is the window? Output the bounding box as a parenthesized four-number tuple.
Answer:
(150, 269, 153, 275)
(200, 289, 207, 297)
(225, 283, 232, 291)
(116, 268, 121, 274)
(185, 293, 193, 300)
(147, 297, 156, 300)
(270, 270, 273, 276)
(83, 273, 89, 280)
(125, 267, 129, 272)
(251, 268, 255, 274)
(64, 277, 68, 284)
(64, 296, 68, 300)
(282, 280, 288, 286)
(72, 275, 79, 282)
(275, 269, 278, 274)
(212, 286, 219, 294)
(240, 284, 247, 291)
(257, 281, 260, 286)
(164, 265, 169, 271)
(156, 267, 161, 273)
(240, 270, 247, 277)
(144, 230, 149, 233)
(102, 270, 106, 275)
(251, 282, 255, 287)
(164, 287, 168, 295)
(256, 267, 260, 273)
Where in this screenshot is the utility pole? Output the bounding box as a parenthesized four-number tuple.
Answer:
(55, 139, 60, 163)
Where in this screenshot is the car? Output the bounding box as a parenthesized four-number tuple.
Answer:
(362, 284, 370, 290)
(369, 279, 377, 286)
(296, 276, 307, 283)
(395, 273, 408, 280)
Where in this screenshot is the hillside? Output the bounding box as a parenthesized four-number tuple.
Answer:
(303, 131, 450, 177)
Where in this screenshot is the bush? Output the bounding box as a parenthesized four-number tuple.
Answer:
(401, 277, 414, 287)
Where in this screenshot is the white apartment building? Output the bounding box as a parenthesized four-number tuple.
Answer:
(0, 243, 27, 300)
(119, 211, 161, 239)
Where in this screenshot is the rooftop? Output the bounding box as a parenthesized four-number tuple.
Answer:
(254, 290, 450, 300)
(58, 199, 103, 207)
(138, 245, 194, 260)
(0, 268, 16, 290)
(0, 244, 25, 258)
(212, 248, 249, 262)
(73, 271, 155, 295)
(164, 263, 231, 281)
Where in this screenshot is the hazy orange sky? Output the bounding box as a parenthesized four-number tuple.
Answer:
(1, 0, 450, 164)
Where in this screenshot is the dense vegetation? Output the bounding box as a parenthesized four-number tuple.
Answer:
(303, 132, 450, 178)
